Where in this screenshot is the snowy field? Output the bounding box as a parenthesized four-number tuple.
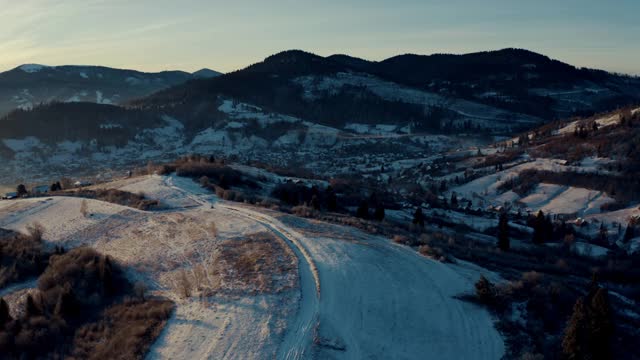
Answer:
(451, 158, 615, 216)
(0, 174, 504, 359)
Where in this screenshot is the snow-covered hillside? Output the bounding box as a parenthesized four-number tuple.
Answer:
(0, 174, 505, 359)
(0, 97, 480, 187)
(295, 72, 542, 132)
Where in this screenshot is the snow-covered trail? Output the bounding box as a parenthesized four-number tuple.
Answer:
(221, 205, 320, 360)
(277, 216, 505, 360)
(0, 177, 295, 360)
(167, 175, 504, 359)
(158, 175, 320, 359)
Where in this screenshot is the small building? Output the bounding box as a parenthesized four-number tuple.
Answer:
(31, 185, 49, 194)
(74, 180, 92, 188)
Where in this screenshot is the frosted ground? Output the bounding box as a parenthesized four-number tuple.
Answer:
(0, 174, 504, 359)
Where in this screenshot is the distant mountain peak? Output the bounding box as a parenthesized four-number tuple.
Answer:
(192, 68, 222, 78)
(265, 49, 321, 61)
(244, 50, 344, 76)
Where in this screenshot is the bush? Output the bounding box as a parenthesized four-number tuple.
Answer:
(69, 299, 173, 360)
(38, 247, 127, 309)
(57, 189, 160, 210)
(475, 275, 496, 305)
(392, 235, 410, 245)
(169, 157, 258, 190)
(418, 245, 447, 262)
(0, 228, 49, 288)
(292, 204, 317, 218)
(0, 246, 173, 359)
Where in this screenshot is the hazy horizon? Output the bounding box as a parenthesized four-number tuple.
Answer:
(1, 0, 639, 75)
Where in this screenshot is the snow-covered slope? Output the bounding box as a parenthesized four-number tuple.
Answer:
(295, 72, 542, 132)
(0, 174, 505, 359)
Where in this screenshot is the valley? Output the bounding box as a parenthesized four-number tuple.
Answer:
(1, 47, 639, 360)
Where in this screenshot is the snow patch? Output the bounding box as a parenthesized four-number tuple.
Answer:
(19, 64, 50, 73)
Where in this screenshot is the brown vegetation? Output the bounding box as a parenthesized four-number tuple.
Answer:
(69, 299, 173, 360)
(180, 232, 297, 298)
(58, 188, 160, 210)
(0, 247, 173, 359)
(0, 226, 49, 288)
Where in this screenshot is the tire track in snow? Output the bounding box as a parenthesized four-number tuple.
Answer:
(161, 175, 503, 359)
(161, 174, 320, 359)
(218, 204, 320, 360)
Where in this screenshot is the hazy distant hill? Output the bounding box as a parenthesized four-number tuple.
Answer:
(0, 64, 221, 116)
(192, 68, 223, 78)
(1, 49, 639, 185)
(138, 49, 640, 130)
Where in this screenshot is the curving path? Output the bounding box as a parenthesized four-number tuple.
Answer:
(162, 175, 504, 359)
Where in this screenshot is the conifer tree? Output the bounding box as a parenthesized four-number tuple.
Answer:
(598, 223, 608, 245)
(310, 195, 320, 210)
(588, 288, 613, 360)
(16, 184, 27, 196)
(532, 210, 547, 244)
(450, 192, 458, 208)
(623, 222, 635, 242)
(497, 212, 510, 251)
(562, 298, 589, 360)
(356, 200, 369, 219)
(412, 208, 425, 228)
(326, 186, 337, 212)
(374, 204, 385, 221)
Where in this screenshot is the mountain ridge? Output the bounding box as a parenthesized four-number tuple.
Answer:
(0, 63, 222, 117)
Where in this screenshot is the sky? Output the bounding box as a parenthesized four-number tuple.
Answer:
(1, 0, 639, 75)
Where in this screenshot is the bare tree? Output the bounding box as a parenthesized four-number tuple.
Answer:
(80, 199, 89, 217)
(26, 222, 45, 242)
(176, 269, 192, 298)
(208, 222, 218, 238)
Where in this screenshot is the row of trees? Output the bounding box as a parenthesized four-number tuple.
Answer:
(562, 282, 613, 359)
(496, 209, 580, 252)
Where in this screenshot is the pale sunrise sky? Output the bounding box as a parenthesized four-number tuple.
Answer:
(1, 0, 639, 74)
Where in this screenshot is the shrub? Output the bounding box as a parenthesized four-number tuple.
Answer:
(0, 246, 173, 359)
(69, 299, 173, 360)
(38, 247, 127, 309)
(292, 204, 317, 218)
(0, 228, 49, 288)
(475, 275, 496, 305)
(25, 222, 45, 243)
(392, 235, 410, 245)
(418, 245, 447, 262)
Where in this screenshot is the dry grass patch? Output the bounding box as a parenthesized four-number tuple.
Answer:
(177, 232, 297, 298)
(216, 233, 297, 294)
